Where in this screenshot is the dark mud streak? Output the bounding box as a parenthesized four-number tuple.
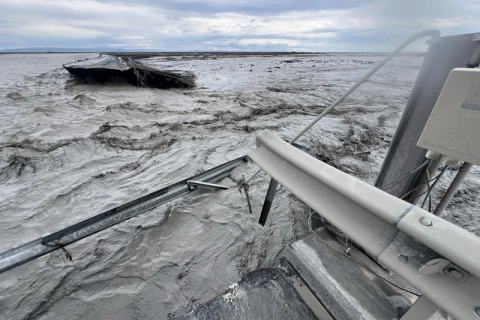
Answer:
(23, 271, 73, 320)
(3, 138, 83, 154)
(0, 155, 36, 181)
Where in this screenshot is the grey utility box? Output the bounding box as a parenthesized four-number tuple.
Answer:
(418, 68, 480, 165)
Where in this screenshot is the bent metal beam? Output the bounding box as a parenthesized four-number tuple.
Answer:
(248, 130, 480, 320)
(0, 156, 246, 274)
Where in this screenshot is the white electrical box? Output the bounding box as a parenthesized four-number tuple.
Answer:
(418, 68, 480, 165)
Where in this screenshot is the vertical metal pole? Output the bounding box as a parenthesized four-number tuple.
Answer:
(400, 295, 439, 320)
(376, 33, 480, 198)
(244, 187, 253, 214)
(258, 179, 278, 226)
(433, 162, 473, 216)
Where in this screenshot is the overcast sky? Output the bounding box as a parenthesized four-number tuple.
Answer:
(1, 0, 479, 51)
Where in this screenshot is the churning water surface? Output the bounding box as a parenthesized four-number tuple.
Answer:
(2, 52, 475, 320)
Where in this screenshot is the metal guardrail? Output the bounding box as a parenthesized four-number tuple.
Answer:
(0, 156, 246, 274)
(248, 130, 480, 320)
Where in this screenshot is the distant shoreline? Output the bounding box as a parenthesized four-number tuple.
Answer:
(0, 51, 427, 57)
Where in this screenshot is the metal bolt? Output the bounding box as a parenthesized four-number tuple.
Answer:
(419, 217, 433, 226)
(446, 267, 463, 279)
(474, 307, 480, 317)
(398, 254, 408, 263)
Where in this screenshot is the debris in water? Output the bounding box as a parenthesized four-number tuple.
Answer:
(222, 283, 240, 302)
(63, 54, 196, 89)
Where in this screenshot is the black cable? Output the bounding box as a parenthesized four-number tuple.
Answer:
(403, 188, 430, 202)
(381, 159, 430, 191)
(421, 166, 449, 209)
(308, 213, 420, 297)
(400, 172, 443, 201)
(403, 175, 442, 203)
(425, 163, 433, 212)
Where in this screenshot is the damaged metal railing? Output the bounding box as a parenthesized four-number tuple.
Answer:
(0, 156, 246, 274)
(248, 130, 480, 320)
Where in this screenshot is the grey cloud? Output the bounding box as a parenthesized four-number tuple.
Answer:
(93, 0, 365, 14)
(0, 0, 478, 51)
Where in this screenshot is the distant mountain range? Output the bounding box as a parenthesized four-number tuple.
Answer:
(0, 47, 304, 53)
(0, 47, 127, 53)
(0, 47, 426, 57)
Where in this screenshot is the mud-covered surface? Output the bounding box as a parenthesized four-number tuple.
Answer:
(0, 53, 477, 320)
(176, 267, 317, 320)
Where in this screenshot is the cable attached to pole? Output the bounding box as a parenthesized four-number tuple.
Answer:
(380, 159, 430, 191)
(308, 211, 420, 297)
(421, 165, 449, 209)
(433, 162, 473, 216)
(401, 173, 442, 202)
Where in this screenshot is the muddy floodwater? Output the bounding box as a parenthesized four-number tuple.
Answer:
(0, 53, 478, 320)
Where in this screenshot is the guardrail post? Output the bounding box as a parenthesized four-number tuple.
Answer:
(400, 295, 439, 320)
(258, 179, 278, 226)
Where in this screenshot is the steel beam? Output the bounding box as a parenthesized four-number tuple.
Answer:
(258, 179, 278, 226)
(187, 180, 229, 190)
(0, 156, 246, 274)
(400, 295, 439, 320)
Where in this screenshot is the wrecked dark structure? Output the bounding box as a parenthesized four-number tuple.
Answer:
(63, 55, 196, 89)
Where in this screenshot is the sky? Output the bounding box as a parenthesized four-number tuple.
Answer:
(0, 0, 479, 52)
